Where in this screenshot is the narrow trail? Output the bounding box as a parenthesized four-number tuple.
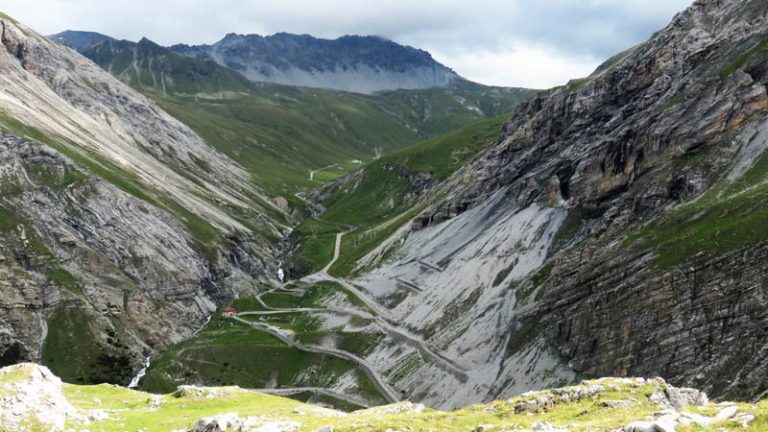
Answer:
(322, 231, 346, 274)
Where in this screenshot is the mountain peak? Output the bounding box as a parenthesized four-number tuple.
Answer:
(48, 30, 114, 52)
(170, 32, 459, 93)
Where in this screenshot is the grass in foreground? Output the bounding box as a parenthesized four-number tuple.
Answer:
(39, 373, 767, 432)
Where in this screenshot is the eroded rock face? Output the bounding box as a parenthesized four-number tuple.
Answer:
(0, 11, 284, 385)
(460, 0, 768, 402)
(346, 0, 768, 407)
(0, 137, 268, 384)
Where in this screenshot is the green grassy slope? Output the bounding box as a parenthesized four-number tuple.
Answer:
(625, 147, 768, 268)
(292, 114, 510, 275)
(154, 82, 530, 200)
(71, 37, 532, 200)
(83, 38, 253, 95)
(139, 283, 387, 406)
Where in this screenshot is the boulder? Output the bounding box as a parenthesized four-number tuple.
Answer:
(188, 413, 301, 432)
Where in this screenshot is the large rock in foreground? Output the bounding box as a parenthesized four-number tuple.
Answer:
(0, 363, 75, 431)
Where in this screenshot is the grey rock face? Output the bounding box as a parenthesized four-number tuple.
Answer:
(342, 0, 768, 406)
(0, 14, 288, 384)
(426, 0, 768, 402)
(0, 136, 270, 383)
(0, 17, 283, 236)
(170, 33, 459, 94)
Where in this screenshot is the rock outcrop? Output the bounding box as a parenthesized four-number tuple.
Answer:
(188, 414, 301, 432)
(0, 136, 274, 384)
(0, 12, 282, 385)
(0, 363, 75, 431)
(340, 0, 768, 407)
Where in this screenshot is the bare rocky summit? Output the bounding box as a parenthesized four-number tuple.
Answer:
(169, 33, 460, 94)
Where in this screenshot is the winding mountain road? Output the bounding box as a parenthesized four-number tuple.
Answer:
(232, 316, 401, 403)
(302, 231, 469, 380)
(236, 229, 469, 405)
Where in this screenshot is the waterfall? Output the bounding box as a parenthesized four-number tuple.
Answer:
(127, 314, 213, 389)
(128, 356, 151, 389)
(193, 314, 212, 336)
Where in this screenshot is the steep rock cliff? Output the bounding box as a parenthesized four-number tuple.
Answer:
(337, 0, 768, 407)
(0, 15, 282, 384)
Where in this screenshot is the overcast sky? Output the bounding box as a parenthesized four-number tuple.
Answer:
(3, 0, 692, 88)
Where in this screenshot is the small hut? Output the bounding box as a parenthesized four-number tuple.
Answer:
(222, 307, 238, 317)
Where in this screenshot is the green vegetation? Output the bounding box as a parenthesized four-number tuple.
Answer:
(531, 262, 554, 289)
(625, 147, 768, 268)
(330, 206, 424, 277)
(567, 77, 591, 91)
(41, 306, 132, 385)
(719, 37, 768, 78)
(49, 267, 83, 294)
(292, 218, 343, 274)
(139, 280, 385, 404)
(294, 115, 510, 276)
(85, 39, 253, 95)
(0, 205, 21, 233)
(1, 367, 758, 432)
(660, 94, 685, 112)
(312, 161, 364, 183)
(156, 86, 523, 200)
(73, 37, 532, 200)
(140, 314, 387, 405)
(257, 281, 370, 312)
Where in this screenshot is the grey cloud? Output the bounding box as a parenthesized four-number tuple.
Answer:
(3, 0, 693, 86)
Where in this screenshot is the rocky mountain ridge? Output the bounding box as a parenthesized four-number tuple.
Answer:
(169, 33, 460, 94)
(52, 30, 462, 94)
(299, 0, 768, 408)
(0, 13, 281, 385)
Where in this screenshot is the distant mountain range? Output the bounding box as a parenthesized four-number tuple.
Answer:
(52, 30, 460, 94)
(46, 29, 533, 196)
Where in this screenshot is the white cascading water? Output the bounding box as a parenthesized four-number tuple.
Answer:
(128, 314, 213, 388)
(128, 356, 151, 389)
